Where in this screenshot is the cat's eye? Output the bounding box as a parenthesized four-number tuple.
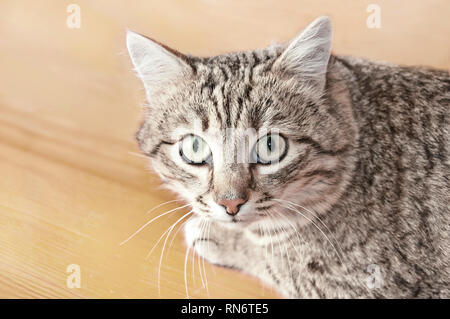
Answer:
(253, 134, 287, 164)
(179, 134, 212, 165)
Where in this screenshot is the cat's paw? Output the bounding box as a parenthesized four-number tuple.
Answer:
(184, 217, 240, 269)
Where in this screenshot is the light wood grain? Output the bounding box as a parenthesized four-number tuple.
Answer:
(0, 0, 448, 299)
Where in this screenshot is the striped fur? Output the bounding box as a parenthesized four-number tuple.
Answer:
(128, 17, 449, 298)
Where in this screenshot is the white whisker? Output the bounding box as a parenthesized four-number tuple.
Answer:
(270, 208, 303, 255)
(145, 216, 191, 261)
(146, 199, 184, 215)
(145, 225, 173, 260)
(258, 223, 268, 294)
(157, 210, 193, 296)
(184, 246, 190, 299)
(279, 203, 343, 264)
(265, 213, 284, 269)
(275, 199, 345, 259)
(203, 219, 210, 296)
(127, 151, 149, 160)
(120, 203, 190, 245)
(169, 217, 192, 249)
(191, 240, 196, 286)
(262, 218, 275, 267)
(269, 211, 295, 275)
(197, 218, 206, 288)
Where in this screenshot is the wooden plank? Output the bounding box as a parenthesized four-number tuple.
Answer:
(0, 0, 448, 298)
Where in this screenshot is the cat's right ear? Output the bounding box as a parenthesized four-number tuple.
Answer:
(126, 31, 191, 100)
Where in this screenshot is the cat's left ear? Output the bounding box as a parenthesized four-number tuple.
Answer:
(126, 30, 192, 100)
(273, 16, 333, 91)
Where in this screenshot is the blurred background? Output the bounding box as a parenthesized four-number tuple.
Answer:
(0, 0, 448, 298)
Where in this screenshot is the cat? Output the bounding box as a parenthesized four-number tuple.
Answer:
(126, 16, 450, 298)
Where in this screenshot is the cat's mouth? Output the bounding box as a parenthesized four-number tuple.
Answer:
(196, 209, 253, 224)
(221, 213, 262, 224)
(231, 216, 240, 223)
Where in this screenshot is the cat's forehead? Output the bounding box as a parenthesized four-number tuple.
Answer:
(155, 47, 318, 139)
(191, 45, 283, 79)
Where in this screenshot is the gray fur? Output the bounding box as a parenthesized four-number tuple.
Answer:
(127, 17, 450, 298)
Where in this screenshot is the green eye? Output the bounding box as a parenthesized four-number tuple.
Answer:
(254, 134, 287, 164)
(179, 134, 212, 165)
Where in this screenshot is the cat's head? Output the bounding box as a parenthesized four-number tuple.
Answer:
(127, 16, 357, 225)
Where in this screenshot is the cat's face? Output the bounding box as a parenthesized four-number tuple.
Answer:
(127, 17, 356, 225)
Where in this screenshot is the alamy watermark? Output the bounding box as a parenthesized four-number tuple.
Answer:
(365, 264, 383, 289)
(66, 264, 81, 288)
(66, 4, 81, 29)
(366, 4, 381, 29)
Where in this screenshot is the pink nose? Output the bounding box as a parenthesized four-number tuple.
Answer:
(217, 198, 247, 215)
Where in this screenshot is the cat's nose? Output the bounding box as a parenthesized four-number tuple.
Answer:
(217, 198, 247, 215)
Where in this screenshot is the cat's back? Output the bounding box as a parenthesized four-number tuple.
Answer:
(334, 55, 449, 109)
(330, 56, 449, 297)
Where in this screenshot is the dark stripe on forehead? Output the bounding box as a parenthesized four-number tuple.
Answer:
(200, 71, 216, 95)
(234, 96, 244, 127)
(251, 51, 261, 66)
(221, 84, 232, 128)
(218, 65, 229, 81)
(201, 70, 223, 128)
(212, 96, 223, 129)
(216, 66, 233, 129)
(193, 105, 209, 131)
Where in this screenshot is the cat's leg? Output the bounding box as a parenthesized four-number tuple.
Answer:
(183, 216, 298, 297)
(184, 216, 255, 271)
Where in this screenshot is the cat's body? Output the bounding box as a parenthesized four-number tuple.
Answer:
(127, 17, 449, 298)
(185, 55, 450, 298)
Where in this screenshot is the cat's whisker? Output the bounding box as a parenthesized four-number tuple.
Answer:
(157, 210, 193, 296)
(266, 212, 289, 272)
(274, 198, 345, 259)
(207, 219, 212, 262)
(120, 203, 190, 245)
(203, 219, 211, 296)
(184, 246, 190, 299)
(277, 216, 303, 260)
(199, 218, 210, 295)
(197, 218, 207, 289)
(208, 220, 218, 277)
(261, 217, 275, 267)
(258, 223, 268, 294)
(280, 226, 293, 275)
(168, 217, 192, 249)
(145, 224, 173, 260)
(127, 151, 150, 160)
(145, 199, 185, 215)
(279, 203, 344, 264)
(271, 210, 302, 270)
(275, 217, 293, 275)
(199, 219, 209, 294)
(274, 199, 337, 240)
(191, 240, 196, 286)
(265, 206, 304, 248)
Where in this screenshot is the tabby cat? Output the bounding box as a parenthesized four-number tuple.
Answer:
(126, 16, 449, 298)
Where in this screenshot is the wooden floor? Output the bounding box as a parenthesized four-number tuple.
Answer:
(0, 0, 448, 298)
